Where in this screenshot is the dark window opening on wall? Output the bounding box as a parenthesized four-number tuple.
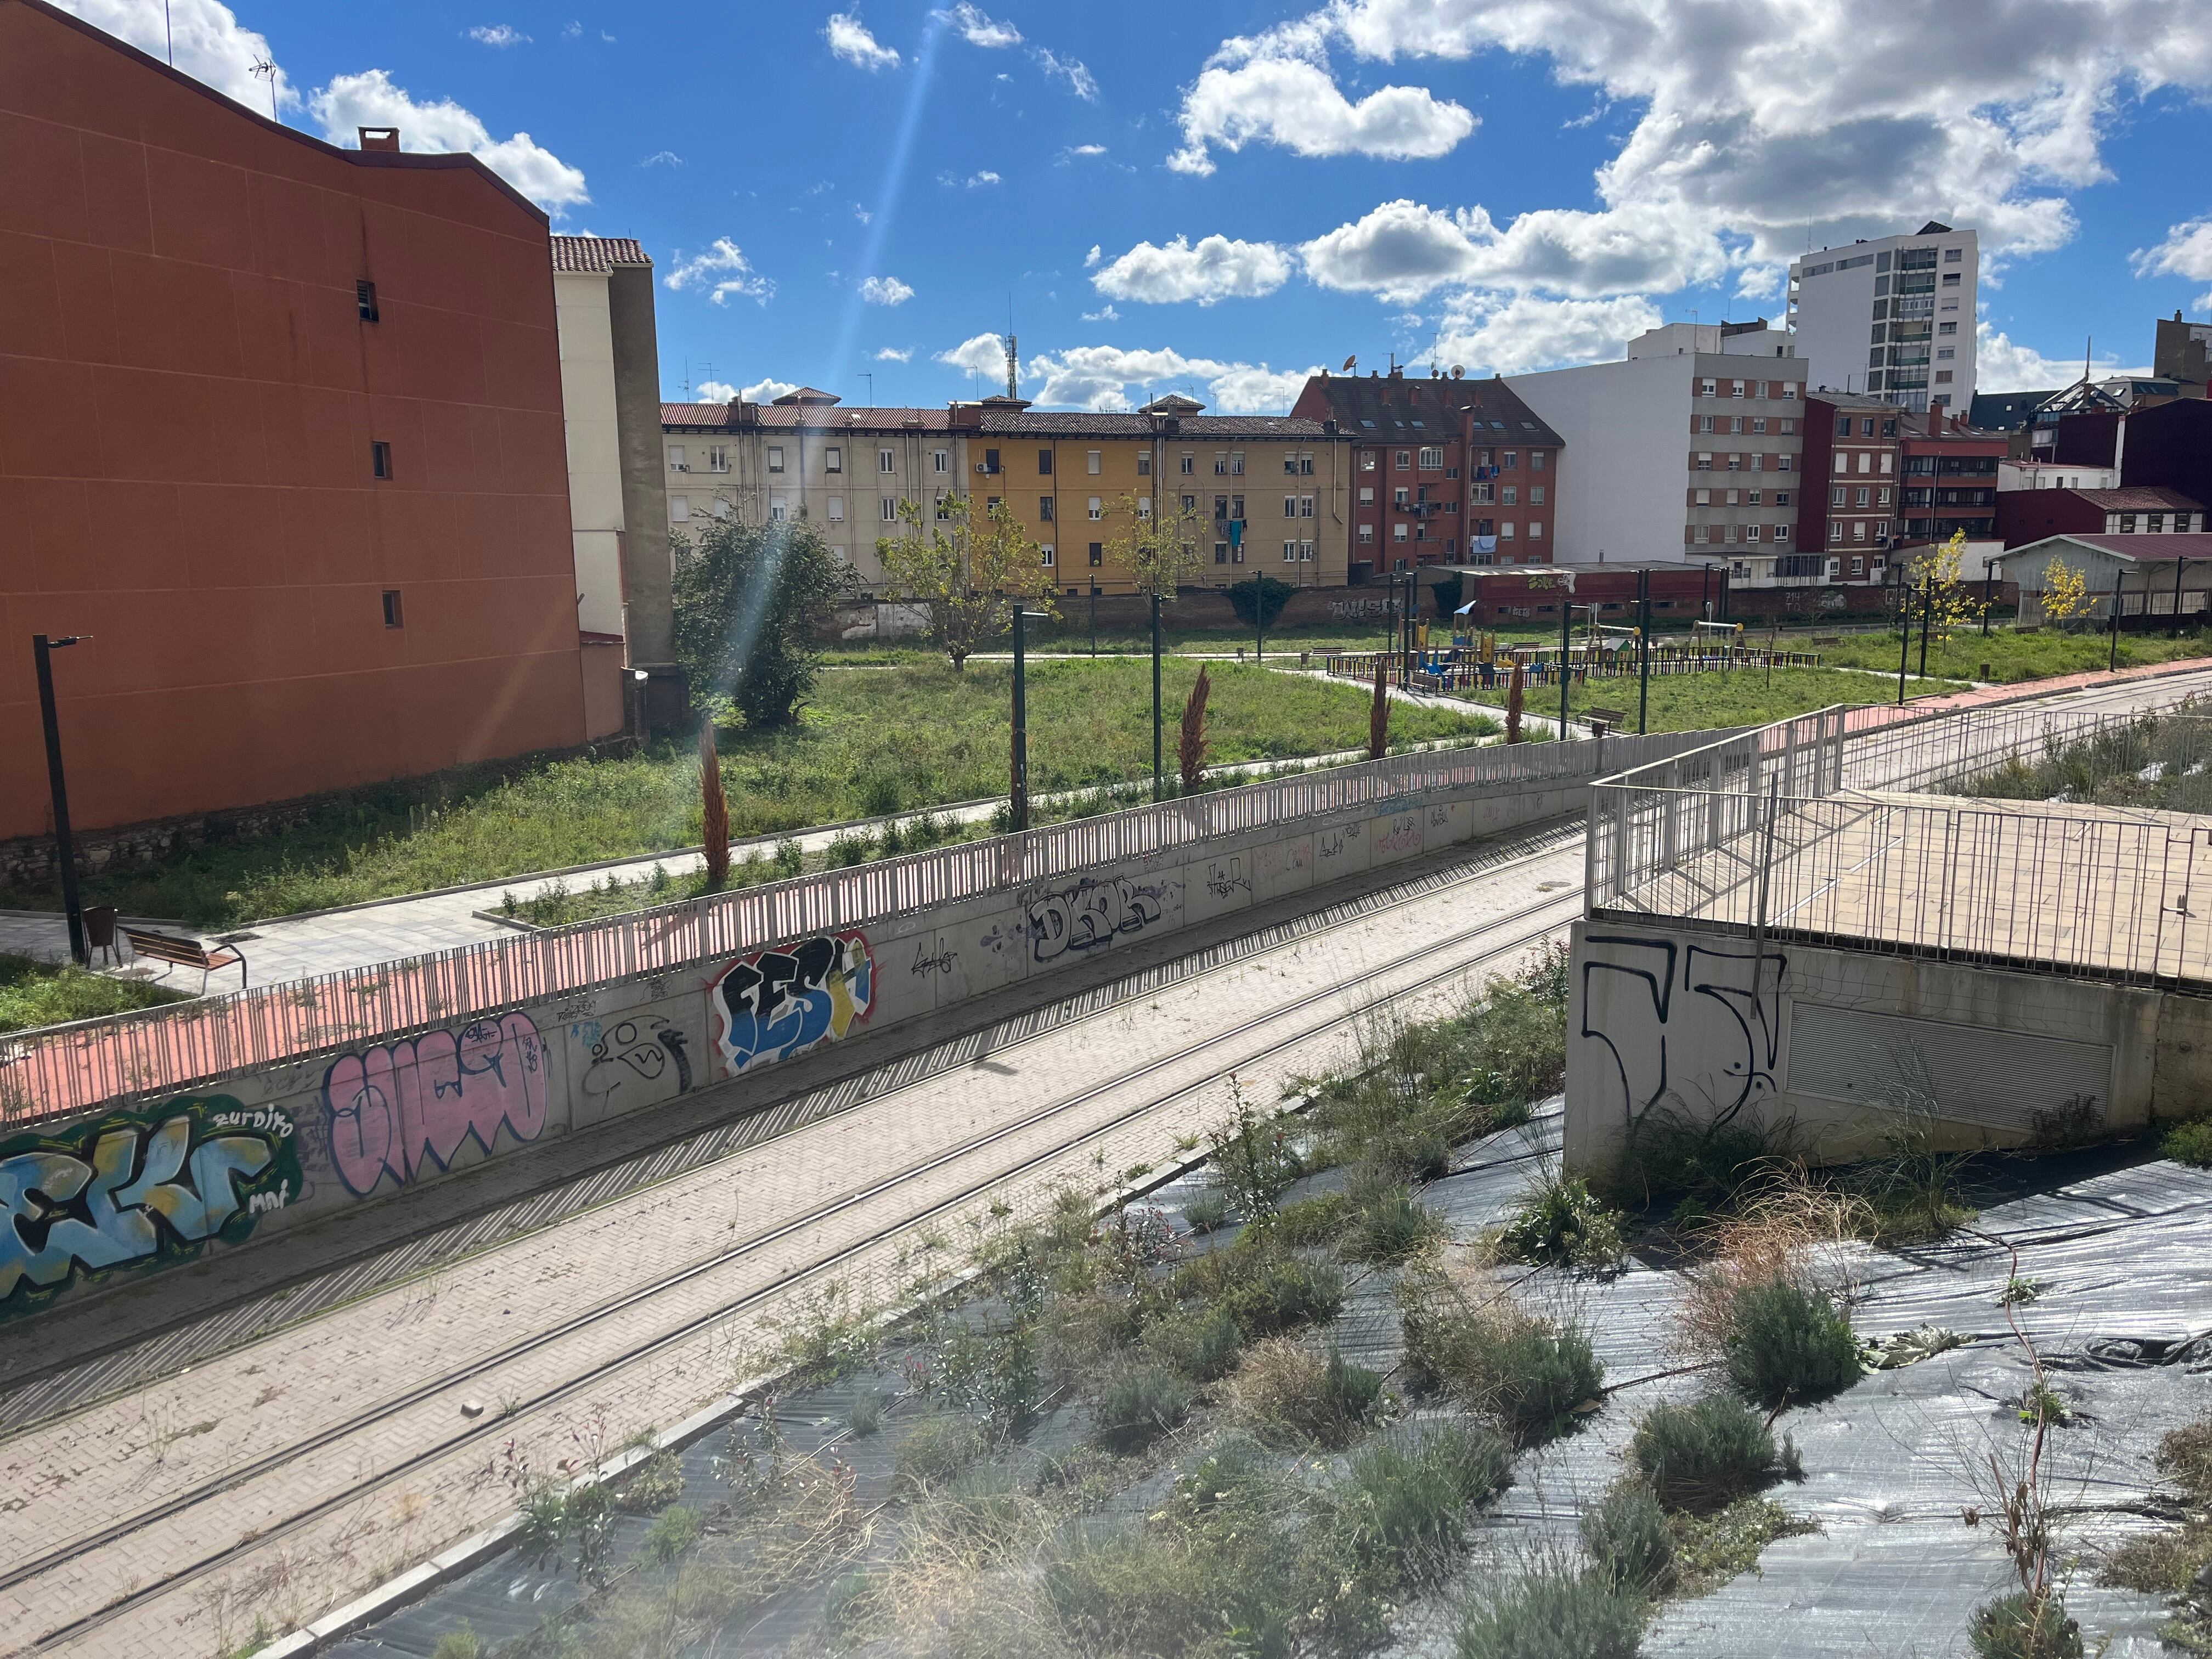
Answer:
(357, 280, 379, 321)
(381, 590, 403, 628)
(371, 441, 393, 479)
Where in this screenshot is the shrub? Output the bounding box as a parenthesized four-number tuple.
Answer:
(638, 1504, 700, 1568)
(1495, 1172, 1628, 1272)
(1331, 1424, 1514, 1581)
(1043, 1526, 1208, 1658)
(1631, 1396, 1797, 1513)
(1142, 1306, 1245, 1383)
(1273, 1190, 1351, 1245)
(1482, 1323, 1607, 1444)
(893, 1413, 984, 1494)
(1454, 1564, 1647, 1659)
(2164, 1117, 2212, 1168)
(1347, 1183, 1449, 1265)
(1582, 1482, 1676, 1594)
(1231, 1340, 1384, 1447)
(1175, 1240, 1347, 1339)
(1968, 1591, 2084, 1659)
(1092, 1363, 1196, 1453)
(845, 1391, 883, 1438)
(1183, 1188, 1232, 1234)
(1605, 1109, 1790, 1209)
(431, 1624, 485, 1659)
(617, 1444, 685, 1513)
(1723, 1279, 1860, 1408)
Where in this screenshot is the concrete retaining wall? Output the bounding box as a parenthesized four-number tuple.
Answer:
(1564, 917, 2201, 1173)
(1, 766, 1598, 1323)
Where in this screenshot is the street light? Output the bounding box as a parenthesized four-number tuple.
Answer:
(33, 634, 90, 966)
(1010, 608, 1050, 832)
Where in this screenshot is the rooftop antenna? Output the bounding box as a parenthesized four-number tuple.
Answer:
(861, 371, 873, 405)
(165, 1, 173, 64)
(250, 57, 279, 120)
(1005, 332, 1019, 399)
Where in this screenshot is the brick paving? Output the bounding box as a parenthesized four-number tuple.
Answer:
(2, 848, 1585, 1658)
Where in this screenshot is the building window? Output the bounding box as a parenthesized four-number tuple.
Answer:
(1532, 451, 1546, 471)
(1359, 486, 1375, 504)
(1829, 520, 1843, 543)
(1086, 449, 1102, 475)
(356, 280, 379, 322)
(933, 449, 949, 473)
(878, 498, 897, 522)
(1181, 494, 1197, 513)
(1215, 540, 1231, 562)
(371, 440, 393, 479)
(1283, 495, 1299, 519)
(983, 448, 1001, 475)
(1774, 524, 1790, 541)
(1299, 495, 1314, 518)
(1360, 452, 1377, 472)
(708, 446, 729, 472)
(668, 445, 688, 473)
(1040, 544, 1055, 567)
(1181, 452, 1195, 474)
(1136, 498, 1150, 518)
(1746, 524, 1762, 542)
(713, 497, 731, 519)
(1358, 523, 1374, 544)
(1283, 540, 1299, 562)
(1419, 446, 1443, 469)
(1694, 525, 1712, 544)
(1137, 453, 1151, 475)
(1395, 486, 1410, 507)
(1942, 272, 1961, 287)
(825, 447, 842, 473)
(1393, 522, 1408, 542)
(381, 589, 403, 627)
(1855, 486, 1871, 508)
(1395, 450, 1411, 470)
(1531, 486, 1545, 506)
(1215, 452, 1228, 475)
(770, 496, 787, 521)
(1502, 485, 1518, 505)
(1501, 522, 1516, 540)
(1530, 521, 1544, 539)
(1701, 379, 1717, 396)
(1777, 454, 1791, 472)
(827, 495, 845, 522)
(1502, 451, 1519, 470)
(1726, 454, 1742, 472)
(1088, 496, 1103, 520)
(935, 489, 951, 518)
(1088, 541, 1103, 566)
(1300, 539, 1314, 561)
(1230, 451, 1245, 475)
(672, 494, 690, 522)
(1938, 321, 1957, 336)
(1851, 555, 1865, 575)
(1033, 448, 1052, 475)
(1697, 453, 1713, 470)
(1040, 496, 1056, 521)
(768, 446, 786, 473)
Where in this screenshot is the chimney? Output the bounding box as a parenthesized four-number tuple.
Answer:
(358, 127, 400, 152)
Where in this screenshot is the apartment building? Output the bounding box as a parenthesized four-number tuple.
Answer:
(1797, 394, 1899, 588)
(1787, 222, 1979, 413)
(1504, 321, 1808, 576)
(665, 391, 1348, 595)
(2154, 311, 2212, 399)
(1, 0, 605, 844)
(1897, 412, 2007, 562)
(1290, 370, 1563, 573)
(1997, 487, 2204, 547)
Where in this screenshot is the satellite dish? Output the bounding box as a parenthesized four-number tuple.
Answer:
(1451, 365, 1465, 379)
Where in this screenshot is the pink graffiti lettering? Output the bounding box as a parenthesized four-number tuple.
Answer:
(321, 1012, 548, 1197)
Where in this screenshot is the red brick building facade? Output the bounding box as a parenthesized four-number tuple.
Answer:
(1, 0, 590, 842)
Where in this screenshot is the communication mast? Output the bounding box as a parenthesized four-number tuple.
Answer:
(1005, 333, 1019, 399)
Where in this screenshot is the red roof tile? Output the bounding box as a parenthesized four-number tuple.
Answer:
(551, 235, 650, 273)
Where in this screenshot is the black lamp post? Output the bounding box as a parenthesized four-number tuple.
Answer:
(1151, 590, 1165, 802)
(1636, 568, 1652, 735)
(33, 634, 90, 966)
(1011, 607, 1049, 832)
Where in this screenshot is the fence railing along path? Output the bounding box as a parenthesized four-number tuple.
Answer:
(1588, 698, 2212, 986)
(3, 731, 1722, 1127)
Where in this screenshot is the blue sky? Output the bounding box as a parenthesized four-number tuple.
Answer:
(62, 0, 2212, 410)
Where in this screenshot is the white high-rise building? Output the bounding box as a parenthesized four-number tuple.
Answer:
(1787, 223, 1978, 415)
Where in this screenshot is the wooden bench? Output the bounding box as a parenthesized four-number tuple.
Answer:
(120, 926, 248, 992)
(1584, 706, 1627, 733)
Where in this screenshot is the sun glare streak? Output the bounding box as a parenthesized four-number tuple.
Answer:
(830, 14, 943, 403)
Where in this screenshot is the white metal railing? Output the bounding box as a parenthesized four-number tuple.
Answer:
(2, 730, 1724, 1126)
(1589, 700, 2212, 986)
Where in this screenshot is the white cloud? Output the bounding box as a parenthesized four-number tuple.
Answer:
(1084, 245, 1103, 268)
(1091, 234, 1294, 306)
(2133, 215, 2212, 309)
(1034, 46, 1099, 100)
(1169, 28, 1474, 175)
(695, 380, 739, 402)
(1431, 292, 1666, 375)
(939, 170, 1002, 189)
(1082, 304, 1120, 322)
(663, 239, 775, 306)
(938, 333, 1011, 376)
(825, 12, 900, 71)
(1020, 345, 1319, 413)
(55, 0, 298, 112)
(1059, 143, 1109, 163)
(309, 70, 589, 214)
(464, 24, 528, 47)
(742, 378, 799, 402)
(1975, 323, 2147, 391)
(1734, 263, 1784, 302)
(860, 275, 916, 306)
(935, 3, 1020, 47)
(640, 150, 682, 167)
(875, 347, 915, 362)
(562, 21, 581, 39)
(1298, 197, 1725, 302)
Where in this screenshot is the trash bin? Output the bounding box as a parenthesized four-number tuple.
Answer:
(84, 905, 119, 966)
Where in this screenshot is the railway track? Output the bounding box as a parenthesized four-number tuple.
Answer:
(4, 838, 1587, 1658)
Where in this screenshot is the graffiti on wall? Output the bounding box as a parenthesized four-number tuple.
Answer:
(1328, 599, 1398, 620)
(1373, 814, 1423, 858)
(709, 932, 876, 1076)
(2, 1097, 301, 1313)
(323, 1012, 549, 1197)
(1579, 934, 1785, 1138)
(1024, 875, 1178, 964)
(577, 1017, 693, 1110)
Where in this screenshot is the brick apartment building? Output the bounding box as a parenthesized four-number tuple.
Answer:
(1798, 394, 1900, 588)
(1897, 412, 2007, 558)
(1997, 487, 2204, 546)
(1291, 369, 1564, 576)
(1, 0, 602, 846)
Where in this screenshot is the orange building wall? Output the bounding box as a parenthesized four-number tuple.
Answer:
(0, 0, 587, 842)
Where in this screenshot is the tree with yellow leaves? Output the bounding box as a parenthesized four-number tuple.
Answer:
(2038, 554, 2097, 627)
(875, 493, 1059, 672)
(1911, 528, 1988, 640)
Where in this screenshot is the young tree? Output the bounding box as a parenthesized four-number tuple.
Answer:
(1368, 653, 1390, 760)
(1918, 528, 1988, 639)
(1105, 492, 1207, 795)
(1178, 663, 1212, 790)
(671, 517, 853, 727)
(874, 494, 1058, 671)
(698, 720, 730, 890)
(2038, 554, 2095, 627)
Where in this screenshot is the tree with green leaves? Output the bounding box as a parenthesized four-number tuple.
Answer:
(875, 493, 1059, 671)
(1105, 491, 1207, 797)
(671, 517, 854, 728)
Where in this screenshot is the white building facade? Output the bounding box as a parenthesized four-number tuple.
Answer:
(1505, 321, 1809, 569)
(1787, 223, 1979, 414)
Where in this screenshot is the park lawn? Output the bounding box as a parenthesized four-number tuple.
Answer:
(1810, 624, 2212, 685)
(0, 954, 191, 1037)
(1457, 663, 1962, 733)
(54, 661, 1494, 929)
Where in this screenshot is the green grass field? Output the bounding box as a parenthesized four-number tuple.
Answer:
(1457, 664, 1963, 733)
(49, 661, 1494, 929)
(1804, 625, 2211, 684)
(0, 955, 191, 1037)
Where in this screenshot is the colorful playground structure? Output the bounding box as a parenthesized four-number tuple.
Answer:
(1322, 614, 1822, 695)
